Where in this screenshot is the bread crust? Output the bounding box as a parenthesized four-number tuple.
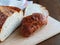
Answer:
(5, 6, 21, 12)
(0, 6, 21, 32)
(20, 13, 47, 37)
(0, 11, 8, 31)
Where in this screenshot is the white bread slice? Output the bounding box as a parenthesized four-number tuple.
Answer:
(25, 3, 49, 17)
(0, 6, 23, 41)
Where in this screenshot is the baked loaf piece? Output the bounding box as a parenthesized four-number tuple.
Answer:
(20, 13, 47, 37)
(0, 6, 23, 41)
(25, 3, 49, 17)
(20, 4, 49, 37)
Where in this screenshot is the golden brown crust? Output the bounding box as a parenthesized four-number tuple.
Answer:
(5, 6, 21, 12)
(0, 6, 21, 16)
(0, 6, 15, 16)
(20, 13, 47, 37)
(0, 11, 8, 31)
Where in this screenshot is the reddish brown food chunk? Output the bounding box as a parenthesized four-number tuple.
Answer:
(20, 13, 47, 37)
(0, 11, 8, 29)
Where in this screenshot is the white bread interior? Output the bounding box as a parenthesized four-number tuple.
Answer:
(0, 7, 23, 41)
(25, 3, 49, 17)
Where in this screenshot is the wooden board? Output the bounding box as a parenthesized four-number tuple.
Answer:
(0, 16, 60, 45)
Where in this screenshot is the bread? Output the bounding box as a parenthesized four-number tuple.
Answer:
(19, 4, 49, 37)
(20, 13, 47, 37)
(0, 3, 49, 41)
(24, 3, 49, 17)
(0, 6, 23, 41)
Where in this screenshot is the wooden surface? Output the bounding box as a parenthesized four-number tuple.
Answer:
(33, 0, 60, 45)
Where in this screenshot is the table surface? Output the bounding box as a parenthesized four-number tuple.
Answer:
(33, 0, 60, 45)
